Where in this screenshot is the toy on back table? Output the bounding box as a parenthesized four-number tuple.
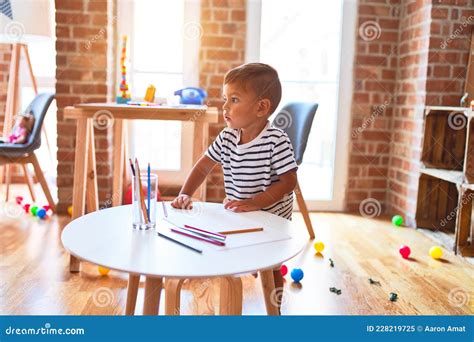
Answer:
(116, 35, 131, 104)
(174, 87, 207, 105)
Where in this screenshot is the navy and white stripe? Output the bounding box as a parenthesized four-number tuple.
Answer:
(0, 0, 13, 19)
(206, 121, 298, 220)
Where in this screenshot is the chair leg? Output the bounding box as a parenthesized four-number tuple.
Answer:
(295, 180, 315, 239)
(29, 153, 56, 212)
(22, 164, 37, 203)
(220, 276, 243, 315)
(165, 278, 185, 315)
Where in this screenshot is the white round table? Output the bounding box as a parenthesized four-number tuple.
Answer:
(61, 202, 307, 315)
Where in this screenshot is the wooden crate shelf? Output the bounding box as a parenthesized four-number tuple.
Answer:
(416, 174, 459, 234)
(455, 184, 474, 257)
(416, 106, 474, 257)
(421, 108, 466, 170)
(420, 168, 464, 184)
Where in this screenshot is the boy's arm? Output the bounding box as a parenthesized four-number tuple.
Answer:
(224, 169, 297, 212)
(171, 155, 218, 209)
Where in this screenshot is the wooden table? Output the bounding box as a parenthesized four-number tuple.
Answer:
(63, 103, 219, 272)
(61, 203, 306, 315)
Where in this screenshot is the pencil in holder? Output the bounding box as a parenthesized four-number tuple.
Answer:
(132, 173, 157, 230)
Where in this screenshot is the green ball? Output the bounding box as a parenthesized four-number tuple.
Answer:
(392, 215, 403, 227)
(30, 206, 39, 216)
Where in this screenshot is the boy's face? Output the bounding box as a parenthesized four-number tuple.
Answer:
(222, 82, 263, 129)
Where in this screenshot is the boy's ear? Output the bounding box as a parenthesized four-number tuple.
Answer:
(256, 98, 271, 117)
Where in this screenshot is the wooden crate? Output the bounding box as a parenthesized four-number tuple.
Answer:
(464, 116, 474, 183)
(421, 111, 466, 170)
(415, 174, 459, 234)
(455, 184, 474, 256)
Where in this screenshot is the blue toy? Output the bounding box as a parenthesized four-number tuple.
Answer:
(36, 208, 47, 219)
(290, 268, 304, 283)
(174, 87, 207, 105)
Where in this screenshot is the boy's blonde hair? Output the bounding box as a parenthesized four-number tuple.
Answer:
(224, 63, 282, 115)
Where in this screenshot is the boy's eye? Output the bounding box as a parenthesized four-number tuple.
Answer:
(231, 97, 239, 103)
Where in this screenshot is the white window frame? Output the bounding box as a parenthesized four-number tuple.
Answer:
(117, 0, 200, 186)
(246, 0, 356, 211)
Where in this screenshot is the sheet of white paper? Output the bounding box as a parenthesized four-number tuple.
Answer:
(157, 203, 292, 250)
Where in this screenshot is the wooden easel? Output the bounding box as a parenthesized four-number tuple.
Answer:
(0, 42, 52, 202)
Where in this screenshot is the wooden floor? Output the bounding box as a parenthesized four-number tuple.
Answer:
(0, 193, 473, 315)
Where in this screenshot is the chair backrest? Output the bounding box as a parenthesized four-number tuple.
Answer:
(272, 102, 318, 165)
(23, 93, 55, 152)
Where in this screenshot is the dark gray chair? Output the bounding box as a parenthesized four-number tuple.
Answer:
(272, 102, 318, 239)
(0, 93, 56, 211)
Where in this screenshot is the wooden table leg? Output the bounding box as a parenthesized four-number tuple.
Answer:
(220, 276, 243, 315)
(259, 269, 280, 316)
(112, 119, 124, 207)
(165, 278, 185, 315)
(69, 118, 90, 273)
(143, 276, 163, 315)
(192, 121, 209, 201)
(125, 274, 140, 315)
(86, 120, 98, 212)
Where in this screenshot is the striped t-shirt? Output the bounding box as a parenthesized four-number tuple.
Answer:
(205, 121, 298, 220)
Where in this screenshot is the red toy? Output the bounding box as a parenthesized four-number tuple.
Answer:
(399, 245, 411, 259)
(280, 264, 288, 277)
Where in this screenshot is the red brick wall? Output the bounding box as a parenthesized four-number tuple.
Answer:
(55, 0, 115, 213)
(386, 1, 431, 227)
(348, 0, 473, 226)
(199, 0, 246, 202)
(347, 1, 400, 213)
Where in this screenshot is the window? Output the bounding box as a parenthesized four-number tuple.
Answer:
(21, 28, 57, 186)
(247, 0, 355, 210)
(119, 0, 199, 184)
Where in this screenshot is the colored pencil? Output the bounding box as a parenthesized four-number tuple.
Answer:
(129, 158, 136, 176)
(157, 232, 202, 254)
(184, 224, 226, 240)
(218, 227, 264, 235)
(147, 162, 151, 219)
(180, 226, 226, 242)
(170, 227, 226, 247)
(134, 158, 149, 224)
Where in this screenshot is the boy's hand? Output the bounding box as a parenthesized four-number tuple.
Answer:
(171, 194, 193, 209)
(224, 199, 260, 212)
